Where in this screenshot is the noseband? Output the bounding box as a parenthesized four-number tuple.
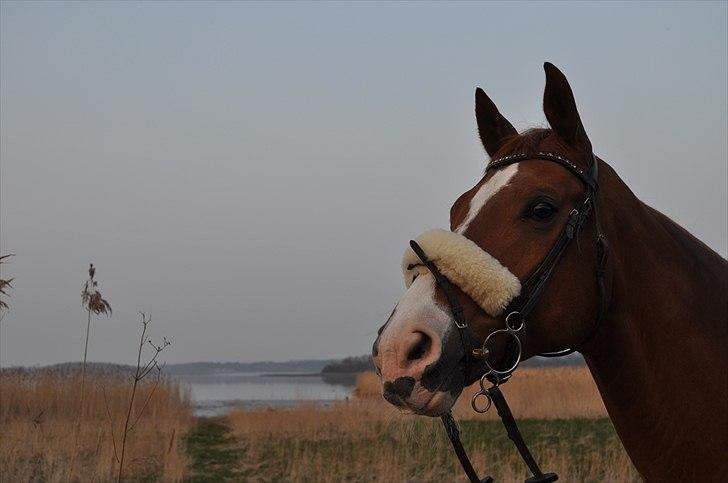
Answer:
(408, 151, 609, 483)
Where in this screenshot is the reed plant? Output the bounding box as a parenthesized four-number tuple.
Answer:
(72, 263, 112, 472)
(79, 263, 112, 396)
(112, 312, 171, 482)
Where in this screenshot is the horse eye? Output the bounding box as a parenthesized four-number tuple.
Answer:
(529, 202, 557, 221)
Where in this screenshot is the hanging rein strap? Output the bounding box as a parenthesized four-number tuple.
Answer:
(441, 412, 494, 483)
(440, 389, 559, 483)
(488, 386, 557, 483)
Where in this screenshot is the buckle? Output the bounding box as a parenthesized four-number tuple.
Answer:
(452, 305, 467, 329)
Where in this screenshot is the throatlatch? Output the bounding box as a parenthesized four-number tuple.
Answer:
(405, 151, 608, 483)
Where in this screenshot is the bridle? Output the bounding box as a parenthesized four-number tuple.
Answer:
(408, 151, 609, 483)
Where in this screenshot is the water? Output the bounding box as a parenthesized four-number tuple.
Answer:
(174, 372, 357, 417)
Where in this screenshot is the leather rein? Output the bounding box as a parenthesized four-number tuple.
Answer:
(408, 152, 609, 483)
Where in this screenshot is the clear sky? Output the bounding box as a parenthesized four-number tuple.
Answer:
(1, 2, 726, 366)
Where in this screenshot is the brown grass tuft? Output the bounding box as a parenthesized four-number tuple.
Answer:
(352, 371, 381, 399)
(455, 366, 607, 420)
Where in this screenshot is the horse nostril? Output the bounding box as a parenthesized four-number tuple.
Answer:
(407, 331, 432, 362)
(372, 335, 380, 358)
(373, 358, 382, 377)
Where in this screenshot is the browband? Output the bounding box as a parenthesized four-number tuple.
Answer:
(487, 151, 598, 191)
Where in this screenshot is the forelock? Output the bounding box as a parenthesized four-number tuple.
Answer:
(492, 128, 564, 160)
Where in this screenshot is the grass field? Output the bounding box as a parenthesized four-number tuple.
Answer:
(1, 367, 639, 482)
(221, 411, 636, 482)
(355, 366, 610, 420)
(224, 369, 639, 482)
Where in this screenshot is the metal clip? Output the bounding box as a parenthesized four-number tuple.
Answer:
(472, 347, 489, 359)
(471, 372, 500, 413)
(471, 388, 492, 413)
(453, 312, 468, 329)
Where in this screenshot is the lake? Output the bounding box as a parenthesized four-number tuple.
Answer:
(174, 372, 358, 417)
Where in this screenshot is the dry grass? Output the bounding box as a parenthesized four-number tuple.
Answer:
(0, 373, 193, 482)
(0, 366, 631, 482)
(228, 367, 636, 482)
(454, 366, 608, 420)
(356, 366, 607, 419)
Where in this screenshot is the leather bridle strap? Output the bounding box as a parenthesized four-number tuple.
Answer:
(408, 241, 466, 328)
(486, 151, 597, 190)
(488, 152, 607, 358)
(488, 386, 557, 483)
(408, 240, 476, 365)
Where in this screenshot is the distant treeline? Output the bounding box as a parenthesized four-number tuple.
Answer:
(165, 359, 340, 375)
(2, 359, 342, 376)
(321, 355, 375, 374)
(2, 353, 584, 377)
(1, 362, 137, 377)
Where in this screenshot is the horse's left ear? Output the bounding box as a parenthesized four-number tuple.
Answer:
(543, 62, 592, 154)
(475, 87, 517, 158)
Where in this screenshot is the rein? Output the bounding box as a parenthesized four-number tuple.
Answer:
(409, 152, 609, 483)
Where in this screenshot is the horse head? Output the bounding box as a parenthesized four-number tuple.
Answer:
(372, 63, 605, 416)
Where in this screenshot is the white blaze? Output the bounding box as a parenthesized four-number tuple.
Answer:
(455, 164, 519, 234)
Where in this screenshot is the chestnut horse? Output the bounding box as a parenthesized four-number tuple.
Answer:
(372, 63, 728, 481)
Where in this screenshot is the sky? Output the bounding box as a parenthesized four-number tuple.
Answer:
(1, 2, 726, 366)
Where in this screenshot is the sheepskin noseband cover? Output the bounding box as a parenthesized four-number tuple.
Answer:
(402, 229, 521, 317)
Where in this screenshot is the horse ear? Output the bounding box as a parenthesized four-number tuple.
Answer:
(475, 87, 517, 158)
(543, 62, 592, 154)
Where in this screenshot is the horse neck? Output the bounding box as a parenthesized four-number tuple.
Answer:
(582, 161, 728, 480)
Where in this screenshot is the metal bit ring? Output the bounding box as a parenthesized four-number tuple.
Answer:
(481, 328, 523, 378)
(471, 390, 492, 413)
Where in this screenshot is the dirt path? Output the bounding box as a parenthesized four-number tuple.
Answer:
(185, 417, 248, 482)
